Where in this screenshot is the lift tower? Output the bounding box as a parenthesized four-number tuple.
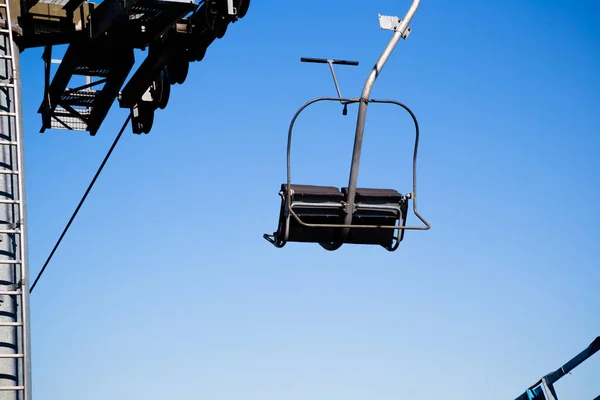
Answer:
(0, 0, 249, 399)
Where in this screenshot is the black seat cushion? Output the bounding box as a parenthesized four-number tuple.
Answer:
(281, 184, 342, 197)
(341, 187, 403, 202)
(274, 185, 404, 248)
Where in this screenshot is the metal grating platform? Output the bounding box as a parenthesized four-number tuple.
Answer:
(73, 66, 111, 77)
(50, 106, 90, 131)
(60, 89, 100, 107)
(36, 0, 70, 5)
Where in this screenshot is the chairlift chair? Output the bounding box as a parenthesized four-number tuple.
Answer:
(264, 1, 430, 251)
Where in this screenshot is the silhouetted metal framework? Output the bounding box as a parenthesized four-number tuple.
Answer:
(514, 336, 600, 400)
(13, 0, 249, 135)
(0, 3, 247, 399)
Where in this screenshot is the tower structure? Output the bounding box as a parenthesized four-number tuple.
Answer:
(0, 0, 249, 399)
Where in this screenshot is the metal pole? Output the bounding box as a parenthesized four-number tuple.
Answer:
(343, 0, 421, 230)
(16, 45, 32, 400)
(0, 6, 31, 399)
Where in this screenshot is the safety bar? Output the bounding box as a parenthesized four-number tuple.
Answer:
(301, 57, 358, 110)
(300, 57, 359, 66)
(343, 0, 421, 244)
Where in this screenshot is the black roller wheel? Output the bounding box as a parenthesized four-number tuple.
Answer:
(132, 104, 154, 134)
(141, 105, 154, 134)
(214, 18, 228, 39)
(156, 70, 170, 109)
(132, 116, 143, 135)
(188, 42, 208, 62)
(150, 70, 171, 109)
(236, 0, 249, 18)
(167, 58, 189, 85)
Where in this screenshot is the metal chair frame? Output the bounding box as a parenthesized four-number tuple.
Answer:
(264, 0, 430, 250)
(264, 97, 428, 251)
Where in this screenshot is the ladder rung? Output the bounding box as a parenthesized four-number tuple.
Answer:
(0, 141, 17, 146)
(0, 200, 19, 204)
(0, 83, 15, 88)
(0, 29, 10, 34)
(0, 291, 22, 295)
(0, 230, 20, 234)
(0, 55, 12, 59)
(0, 322, 22, 327)
(0, 387, 25, 391)
(0, 260, 21, 264)
(0, 171, 18, 175)
(0, 354, 23, 359)
(0, 112, 16, 117)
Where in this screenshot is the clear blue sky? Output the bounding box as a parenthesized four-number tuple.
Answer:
(19, 0, 599, 399)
